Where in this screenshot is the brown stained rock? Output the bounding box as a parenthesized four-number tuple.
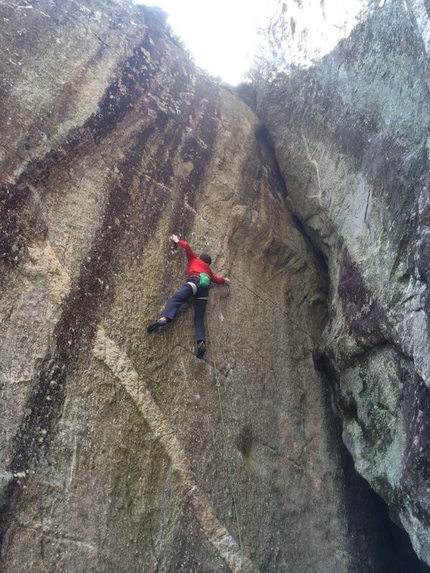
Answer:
(0, 1, 419, 573)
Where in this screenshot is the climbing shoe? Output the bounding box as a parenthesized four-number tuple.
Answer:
(196, 341, 206, 359)
(147, 319, 167, 333)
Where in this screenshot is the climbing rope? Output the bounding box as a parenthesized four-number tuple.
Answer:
(207, 323, 245, 569)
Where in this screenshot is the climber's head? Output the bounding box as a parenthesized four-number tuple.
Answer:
(200, 253, 212, 266)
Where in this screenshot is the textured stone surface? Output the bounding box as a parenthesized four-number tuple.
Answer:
(0, 1, 380, 572)
(0, 0, 428, 571)
(254, 0, 430, 565)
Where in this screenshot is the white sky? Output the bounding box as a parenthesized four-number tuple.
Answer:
(136, 1, 266, 84)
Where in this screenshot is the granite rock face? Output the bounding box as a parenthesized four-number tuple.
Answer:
(1, 0, 429, 571)
(254, 0, 430, 565)
(0, 1, 411, 572)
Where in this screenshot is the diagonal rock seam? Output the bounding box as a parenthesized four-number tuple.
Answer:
(92, 324, 260, 573)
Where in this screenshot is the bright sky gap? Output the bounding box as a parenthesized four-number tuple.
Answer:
(135, 0, 266, 85)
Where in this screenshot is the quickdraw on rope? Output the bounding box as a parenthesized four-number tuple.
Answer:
(207, 324, 245, 569)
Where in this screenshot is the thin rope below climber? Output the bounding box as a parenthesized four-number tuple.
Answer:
(93, 324, 259, 573)
(208, 323, 245, 568)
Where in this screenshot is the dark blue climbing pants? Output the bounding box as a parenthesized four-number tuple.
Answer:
(162, 280, 209, 342)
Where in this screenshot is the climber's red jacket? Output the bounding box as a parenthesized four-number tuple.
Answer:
(178, 240, 226, 284)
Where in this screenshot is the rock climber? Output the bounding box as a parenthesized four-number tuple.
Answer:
(147, 234, 230, 358)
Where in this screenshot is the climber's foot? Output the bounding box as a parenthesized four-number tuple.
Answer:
(196, 341, 206, 359)
(147, 318, 167, 333)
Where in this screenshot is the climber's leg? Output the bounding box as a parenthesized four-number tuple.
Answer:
(147, 283, 193, 333)
(194, 297, 207, 357)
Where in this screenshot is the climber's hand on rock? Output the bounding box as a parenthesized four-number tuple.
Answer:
(171, 234, 179, 243)
(224, 278, 230, 285)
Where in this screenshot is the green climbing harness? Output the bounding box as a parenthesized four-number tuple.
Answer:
(199, 272, 211, 289)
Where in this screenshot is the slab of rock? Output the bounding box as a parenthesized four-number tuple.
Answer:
(0, 0, 426, 571)
(254, 0, 430, 565)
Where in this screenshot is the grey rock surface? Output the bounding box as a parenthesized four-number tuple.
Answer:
(0, 0, 427, 571)
(0, 1, 379, 571)
(254, 0, 430, 565)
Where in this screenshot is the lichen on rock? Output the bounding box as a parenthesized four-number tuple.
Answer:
(1, 0, 430, 571)
(254, 0, 430, 566)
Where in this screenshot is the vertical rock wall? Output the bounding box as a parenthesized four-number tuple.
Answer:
(0, 1, 409, 572)
(254, 0, 430, 565)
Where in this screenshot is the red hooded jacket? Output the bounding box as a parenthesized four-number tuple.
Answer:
(178, 240, 226, 284)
